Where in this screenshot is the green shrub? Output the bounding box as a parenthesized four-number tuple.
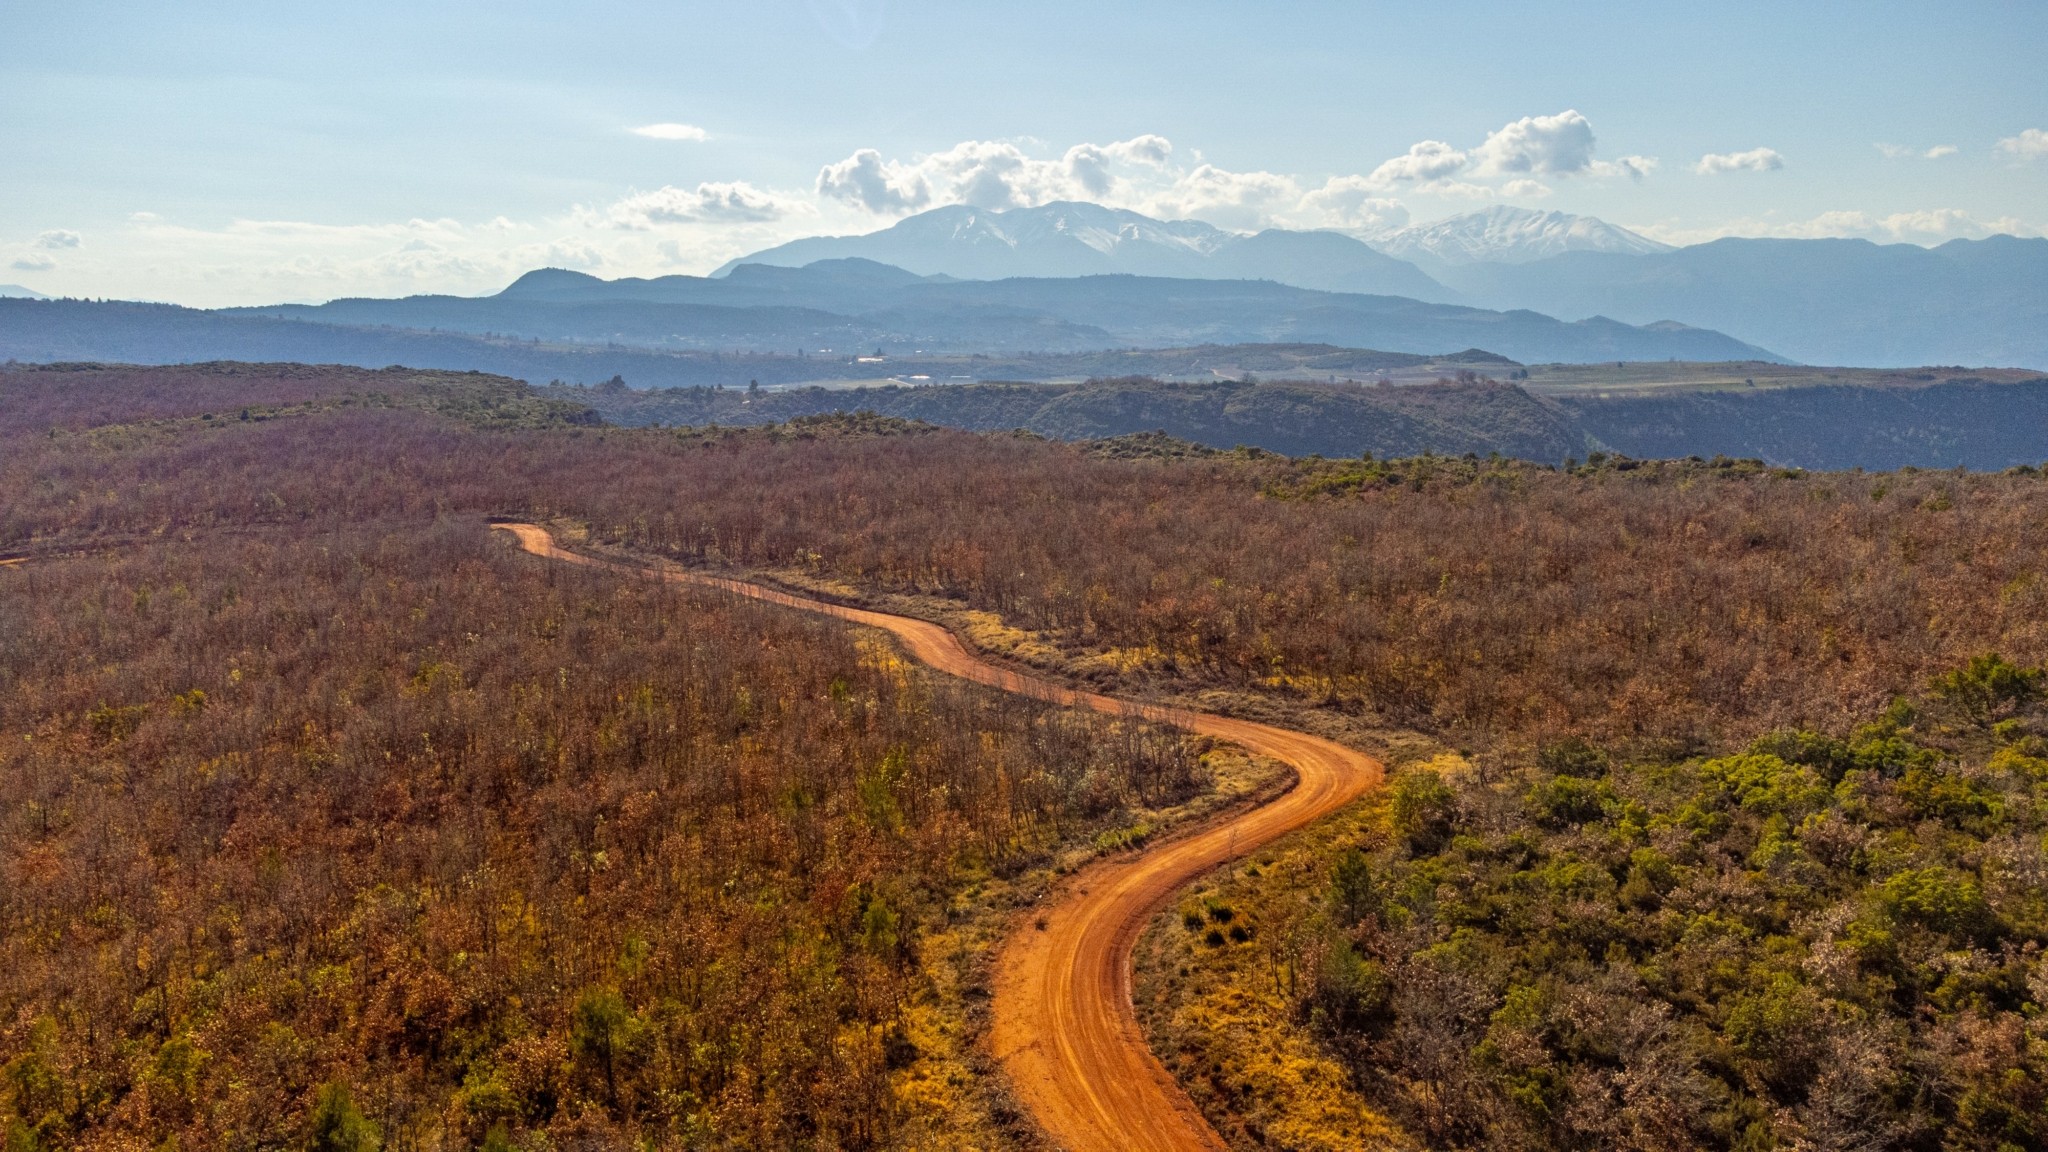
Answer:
(1930, 653, 2043, 723)
(1525, 775, 1612, 827)
(307, 1082, 379, 1152)
(1391, 768, 1458, 852)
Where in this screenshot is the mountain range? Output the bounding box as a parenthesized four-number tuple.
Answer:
(0, 284, 49, 300)
(6, 204, 2042, 371)
(1369, 205, 1675, 268)
(224, 258, 1776, 364)
(713, 204, 2048, 368)
(715, 201, 1452, 299)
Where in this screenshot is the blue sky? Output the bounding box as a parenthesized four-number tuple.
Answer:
(3, 0, 2044, 305)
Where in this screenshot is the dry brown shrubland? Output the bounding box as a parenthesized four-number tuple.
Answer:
(0, 520, 1199, 1149)
(11, 363, 2048, 1148)
(10, 364, 2048, 753)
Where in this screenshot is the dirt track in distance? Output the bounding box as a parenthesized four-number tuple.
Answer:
(494, 523, 1384, 1152)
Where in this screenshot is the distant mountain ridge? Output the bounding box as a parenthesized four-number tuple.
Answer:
(1440, 234, 2048, 368)
(712, 203, 2047, 367)
(717, 201, 1453, 300)
(1368, 206, 1674, 267)
(0, 284, 49, 300)
(226, 259, 1777, 364)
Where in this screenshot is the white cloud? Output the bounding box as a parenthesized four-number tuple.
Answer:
(1296, 176, 1409, 233)
(608, 182, 812, 227)
(631, 123, 709, 142)
(817, 134, 1193, 216)
(539, 239, 605, 269)
(1596, 155, 1658, 181)
(1062, 134, 1173, 196)
(1146, 164, 1301, 230)
(816, 147, 934, 213)
(1876, 143, 1957, 161)
(129, 211, 161, 222)
(1366, 113, 1647, 192)
(1365, 140, 1469, 188)
(37, 230, 81, 249)
(1998, 128, 2048, 158)
(1472, 110, 1597, 176)
(1695, 147, 1784, 175)
(11, 253, 57, 272)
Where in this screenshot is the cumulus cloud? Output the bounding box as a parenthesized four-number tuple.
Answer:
(1925, 145, 1958, 159)
(129, 211, 161, 223)
(1598, 155, 1658, 181)
(1697, 147, 1784, 174)
(1998, 129, 2048, 158)
(1146, 164, 1301, 230)
(609, 182, 811, 227)
(540, 240, 605, 269)
(816, 147, 933, 213)
(817, 134, 1187, 216)
(1063, 134, 1173, 196)
(1365, 112, 1648, 191)
(1695, 147, 1784, 175)
(37, 230, 82, 249)
(631, 123, 709, 142)
(11, 253, 57, 272)
(1472, 110, 1599, 177)
(1296, 176, 1410, 232)
(1365, 140, 1469, 188)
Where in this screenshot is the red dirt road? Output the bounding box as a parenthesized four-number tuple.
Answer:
(495, 523, 1383, 1152)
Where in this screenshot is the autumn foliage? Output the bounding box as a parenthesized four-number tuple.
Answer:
(9, 362, 2048, 1148)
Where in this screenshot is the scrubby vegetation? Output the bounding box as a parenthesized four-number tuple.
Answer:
(12, 361, 2048, 1148)
(551, 375, 1584, 463)
(1162, 659, 2048, 1150)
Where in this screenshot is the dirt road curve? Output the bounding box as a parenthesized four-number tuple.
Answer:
(495, 523, 1383, 1152)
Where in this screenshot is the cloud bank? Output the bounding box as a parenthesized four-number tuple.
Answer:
(805, 111, 1652, 235)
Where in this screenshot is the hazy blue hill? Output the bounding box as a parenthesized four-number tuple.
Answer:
(0, 298, 1121, 381)
(224, 260, 1773, 364)
(883, 274, 1780, 363)
(1439, 235, 2048, 368)
(0, 284, 49, 300)
(1200, 228, 1450, 297)
(484, 258, 941, 308)
(717, 202, 1454, 300)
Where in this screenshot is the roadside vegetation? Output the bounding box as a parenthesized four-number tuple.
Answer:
(1150, 658, 2048, 1151)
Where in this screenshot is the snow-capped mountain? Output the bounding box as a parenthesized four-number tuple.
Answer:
(1369, 206, 1674, 267)
(717, 202, 1452, 300)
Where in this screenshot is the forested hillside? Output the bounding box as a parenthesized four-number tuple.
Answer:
(10, 362, 2048, 1150)
(565, 371, 2048, 471)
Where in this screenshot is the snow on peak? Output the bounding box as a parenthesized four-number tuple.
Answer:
(1370, 206, 1673, 266)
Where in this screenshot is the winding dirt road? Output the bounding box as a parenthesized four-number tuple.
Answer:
(494, 523, 1383, 1152)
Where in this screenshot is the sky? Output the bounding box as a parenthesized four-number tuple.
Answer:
(3, 0, 2045, 307)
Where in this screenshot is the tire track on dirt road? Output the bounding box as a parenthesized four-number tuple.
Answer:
(495, 522, 1384, 1152)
